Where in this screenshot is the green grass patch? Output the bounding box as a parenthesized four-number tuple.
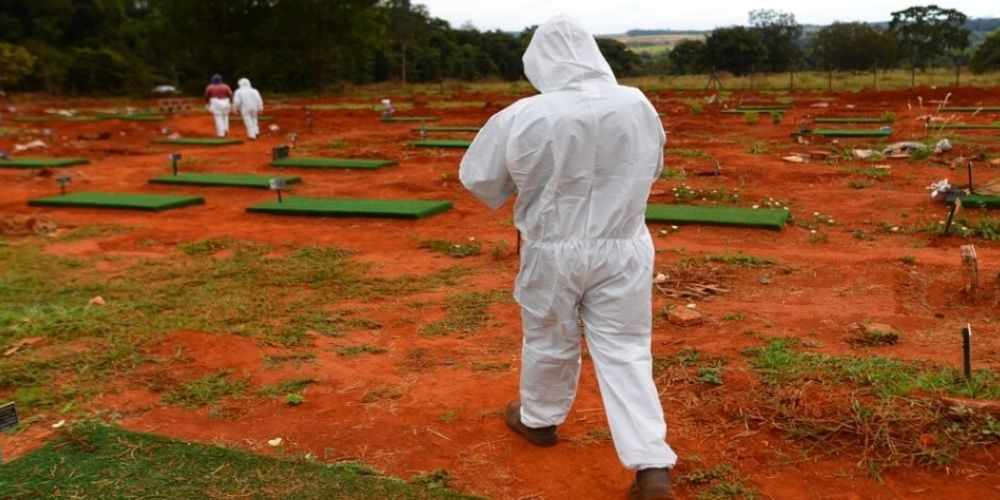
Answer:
(0, 423, 474, 498)
(745, 338, 999, 399)
(262, 352, 317, 369)
(420, 291, 507, 338)
(686, 252, 777, 268)
(840, 166, 891, 180)
(659, 166, 687, 180)
(56, 223, 133, 242)
(336, 344, 387, 356)
(258, 377, 318, 398)
(419, 239, 482, 258)
(161, 370, 248, 408)
(0, 242, 469, 418)
(666, 148, 710, 159)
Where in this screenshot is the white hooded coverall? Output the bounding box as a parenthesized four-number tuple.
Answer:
(459, 15, 677, 471)
(233, 78, 264, 139)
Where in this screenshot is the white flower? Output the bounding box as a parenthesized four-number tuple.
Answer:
(670, 225, 679, 230)
(813, 211, 820, 216)
(752, 205, 760, 209)
(891, 226, 900, 232)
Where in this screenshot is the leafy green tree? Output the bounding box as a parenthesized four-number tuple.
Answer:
(596, 38, 644, 77)
(812, 22, 899, 72)
(0, 42, 36, 89)
(704, 26, 768, 76)
(889, 5, 970, 71)
(749, 9, 802, 72)
(667, 39, 707, 74)
(970, 29, 1000, 73)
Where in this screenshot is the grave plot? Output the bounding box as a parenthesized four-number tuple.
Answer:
(28, 192, 205, 212)
(0, 157, 90, 169)
(646, 204, 791, 230)
(270, 157, 397, 169)
(410, 126, 481, 133)
(151, 138, 243, 146)
(813, 117, 885, 124)
(799, 128, 892, 138)
(938, 106, 1000, 113)
(413, 139, 472, 149)
(149, 173, 301, 189)
(247, 197, 452, 219)
(380, 116, 440, 122)
(927, 123, 1000, 130)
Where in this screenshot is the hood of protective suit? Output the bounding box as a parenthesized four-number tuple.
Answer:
(522, 15, 616, 93)
(238, 78, 251, 88)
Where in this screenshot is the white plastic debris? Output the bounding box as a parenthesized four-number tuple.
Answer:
(267, 437, 283, 447)
(13, 140, 48, 152)
(52, 420, 66, 429)
(934, 138, 952, 154)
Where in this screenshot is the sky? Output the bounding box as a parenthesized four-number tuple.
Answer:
(416, 1, 998, 34)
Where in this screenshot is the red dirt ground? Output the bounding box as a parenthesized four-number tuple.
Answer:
(1, 87, 999, 499)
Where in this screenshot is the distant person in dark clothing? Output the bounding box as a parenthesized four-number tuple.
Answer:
(204, 74, 233, 137)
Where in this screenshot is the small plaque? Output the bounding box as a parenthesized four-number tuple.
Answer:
(56, 175, 72, 186)
(169, 152, 182, 161)
(269, 178, 287, 190)
(272, 145, 290, 160)
(0, 402, 17, 432)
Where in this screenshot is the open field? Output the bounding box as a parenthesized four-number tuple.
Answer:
(1, 85, 999, 498)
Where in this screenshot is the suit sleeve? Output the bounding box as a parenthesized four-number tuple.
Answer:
(459, 111, 516, 210)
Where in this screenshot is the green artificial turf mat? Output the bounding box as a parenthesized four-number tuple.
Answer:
(121, 114, 167, 121)
(814, 117, 884, 124)
(0, 157, 90, 169)
(410, 126, 481, 132)
(247, 197, 452, 219)
(939, 106, 1000, 113)
(270, 157, 397, 169)
(149, 172, 301, 189)
(956, 194, 1000, 209)
(381, 116, 440, 122)
(29, 192, 205, 211)
(413, 139, 472, 149)
(646, 204, 790, 230)
(928, 123, 1000, 130)
(63, 115, 109, 122)
(151, 137, 243, 146)
(14, 116, 50, 122)
(810, 128, 892, 138)
(739, 104, 792, 110)
(0, 423, 474, 499)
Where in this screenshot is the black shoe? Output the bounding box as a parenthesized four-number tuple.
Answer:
(628, 468, 675, 500)
(504, 400, 558, 447)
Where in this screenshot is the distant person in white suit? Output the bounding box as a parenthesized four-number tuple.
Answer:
(232, 78, 264, 140)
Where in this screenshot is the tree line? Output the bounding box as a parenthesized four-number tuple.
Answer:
(0, 1, 998, 95)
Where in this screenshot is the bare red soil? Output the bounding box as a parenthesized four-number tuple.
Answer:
(1, 87, 998, 499)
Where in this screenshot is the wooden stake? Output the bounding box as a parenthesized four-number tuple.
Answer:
(961, 244, 978, 301)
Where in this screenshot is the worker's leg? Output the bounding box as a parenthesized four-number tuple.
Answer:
(242, 110, 257, 139)
(212, 111, 226, 137)
(516, 245, 585, 428)
(580, 240, 677, 470)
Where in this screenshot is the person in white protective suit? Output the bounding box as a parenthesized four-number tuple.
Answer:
(458, 15, 677, 500)
(204, 74, 233, 137)
(232, 78, 264, 140)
